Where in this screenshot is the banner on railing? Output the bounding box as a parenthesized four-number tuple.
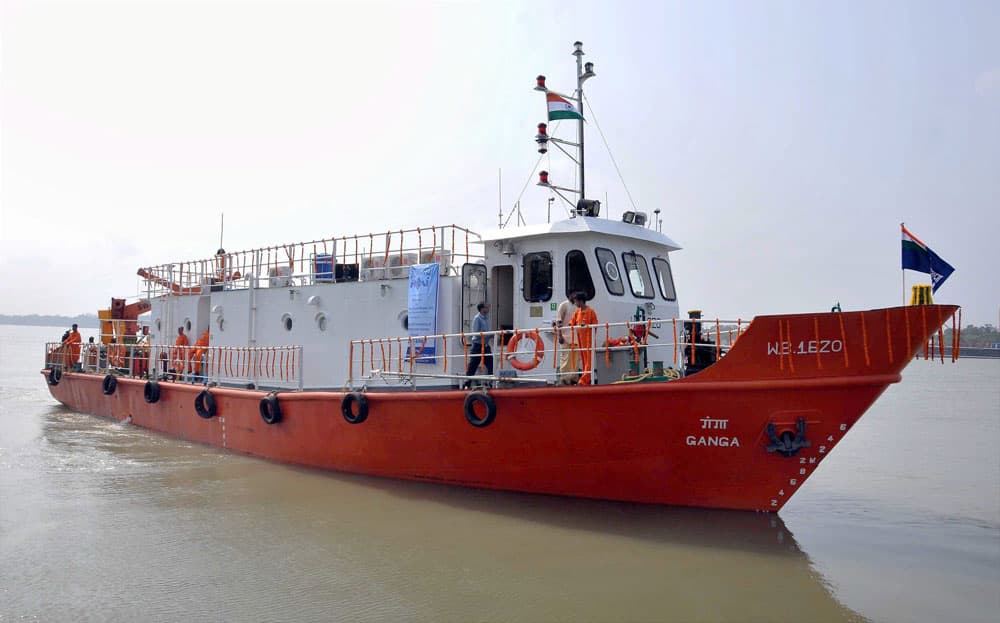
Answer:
(407, 263, 439, 363)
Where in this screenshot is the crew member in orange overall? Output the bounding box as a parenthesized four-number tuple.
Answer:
(62, 324, 82, 370)
(190, 329, 210, 375)
(172, 327, 190, 375)
(570, 293, 598, 385)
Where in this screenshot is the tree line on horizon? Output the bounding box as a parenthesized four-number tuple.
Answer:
(944, 324, 1000, 348)
(0, 314, 99, 328)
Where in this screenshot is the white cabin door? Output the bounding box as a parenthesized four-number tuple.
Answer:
(461, 263, 487, 332)
(490, 266, 514, 333)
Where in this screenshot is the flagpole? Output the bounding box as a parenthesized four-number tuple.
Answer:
(901, 222, 906, 305)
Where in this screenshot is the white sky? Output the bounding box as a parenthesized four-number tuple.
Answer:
(2, 0, 997, 325)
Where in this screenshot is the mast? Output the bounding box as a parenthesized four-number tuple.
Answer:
(534, 42, 597, 216)
(573, 41, 586, 199)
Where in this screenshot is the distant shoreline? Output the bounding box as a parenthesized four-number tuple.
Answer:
(0, 315, 99, 329)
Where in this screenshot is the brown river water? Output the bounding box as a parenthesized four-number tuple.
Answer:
(1, 325, 997, 622)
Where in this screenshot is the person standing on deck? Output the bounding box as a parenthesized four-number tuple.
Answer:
(553, 295, 579, 384)
(172, 327, 190, 377)
(464, 302, 493, 386)
(62, 324, 82, 370)
(570, 293, 598, 385)
(84, 336, 98, 371)
(190, 329, 210, 377)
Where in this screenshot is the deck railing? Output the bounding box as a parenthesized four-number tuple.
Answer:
(45, 341, 304, 390)
(138, 225, 484, 297)
(145, 344, 304, 390)
(346, 318, 751, 388)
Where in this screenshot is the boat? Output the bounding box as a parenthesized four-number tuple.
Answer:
(42, 42, 960, 512)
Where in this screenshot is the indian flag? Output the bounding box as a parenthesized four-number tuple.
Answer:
(547, 93, 583, 121)
(901, 224, 955, 293)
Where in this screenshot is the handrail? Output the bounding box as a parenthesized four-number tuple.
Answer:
(45, 341, 304, 390)
(147, 344, 304, 390)
(137, 224, 485, 297)
(347, 318, 751, 388)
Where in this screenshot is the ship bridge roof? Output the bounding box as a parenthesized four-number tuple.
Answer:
(479, 216, 682, 252)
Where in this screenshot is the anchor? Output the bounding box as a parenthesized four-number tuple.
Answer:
(765, 417, 812, 457)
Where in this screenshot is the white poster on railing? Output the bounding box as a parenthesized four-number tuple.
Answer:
(407, 263, 439, 363)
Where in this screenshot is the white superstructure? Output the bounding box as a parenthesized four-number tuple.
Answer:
(144, 214, 682, 389)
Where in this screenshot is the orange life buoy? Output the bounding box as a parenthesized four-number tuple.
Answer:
(505, 329, 544, 371)
(109, 344, 126, 368)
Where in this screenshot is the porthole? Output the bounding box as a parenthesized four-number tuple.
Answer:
(397, 310, 409, 330)
(155, 318, 162, 332)
(184, 318, 192, 332)
(281, 313, 293, 331)
(605, 261, 620, 281)
(315, 313, 328, 332)
(217, 316, 225, 331)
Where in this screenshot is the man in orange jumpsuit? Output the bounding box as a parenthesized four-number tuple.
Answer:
(62, 324, 82, 370)
(190, 329, 210, 376)
(172, 327, 190, 376)
(570, 292, 599, 385)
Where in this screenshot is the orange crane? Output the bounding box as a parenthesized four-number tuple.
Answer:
(98, 298, 151, 344)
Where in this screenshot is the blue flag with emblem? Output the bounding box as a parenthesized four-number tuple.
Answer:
(901, 224, 955, 293)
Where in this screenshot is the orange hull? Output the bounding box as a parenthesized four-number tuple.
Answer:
(43, 305, 957, 511)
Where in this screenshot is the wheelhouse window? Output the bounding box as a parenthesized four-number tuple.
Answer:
(565, 250, 595, 300)
(651, 257, 677, 301)
(622, 251, 654, 299)
(523, 252, 553, 302)
(595, 247, 624, 296)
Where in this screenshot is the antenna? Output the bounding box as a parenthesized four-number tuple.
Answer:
(219, 213, 224, 250)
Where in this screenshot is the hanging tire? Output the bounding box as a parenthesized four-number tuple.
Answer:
(341, 392, 368, 424)
(48, 366, 62, 386)
(102, 374, 117, 395)
(464, 392, 496, 428)
(195, 389, 216, 419)
(259, 392, 282, 425)
(143, 380, 160, 404)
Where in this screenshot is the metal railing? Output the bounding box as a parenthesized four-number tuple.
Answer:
(44, 342, 79, 373)
(45, 341, 304, 390)
(347, 318, 751, 388)
(138, 225, 485, 297)
(146, 344, 304, 390)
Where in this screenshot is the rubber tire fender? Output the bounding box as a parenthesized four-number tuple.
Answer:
(259, 392, 282, 425)
(143, 380, 160, 404)
(195, 389, 217, 419)
(341, 392, 368, 424)
(102, 374, 117, 395)
(48, 366, 62, 386)
(464, 392, 496, 428)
